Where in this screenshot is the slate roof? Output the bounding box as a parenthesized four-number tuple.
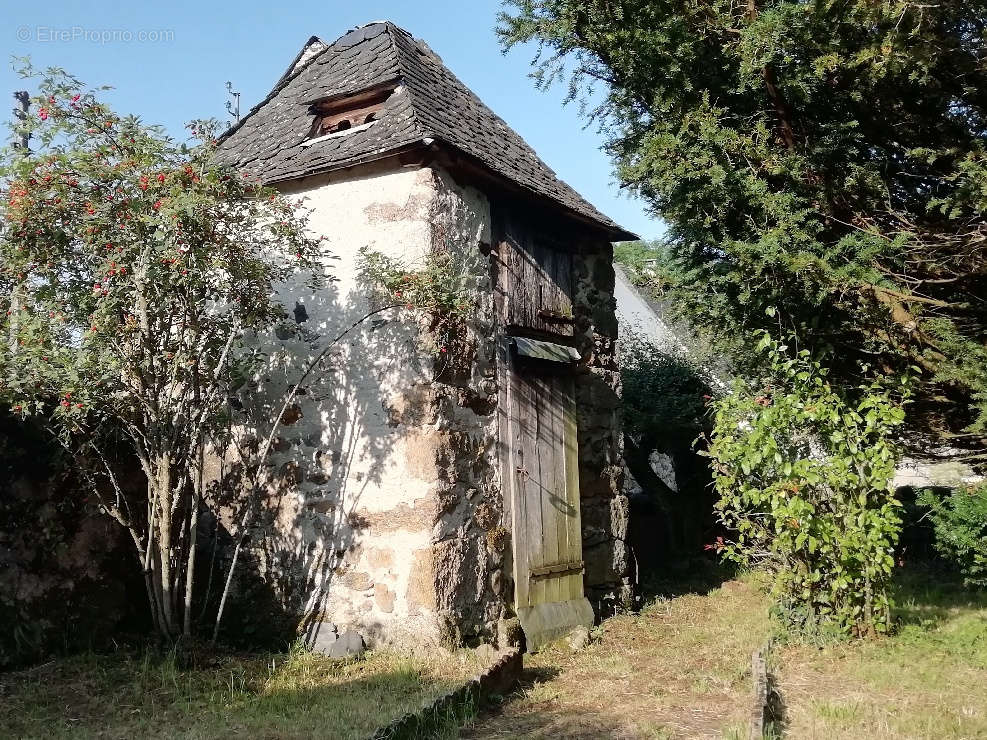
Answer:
(216, 22, 633, 239)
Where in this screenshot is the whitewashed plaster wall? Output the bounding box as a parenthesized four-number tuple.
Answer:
(221, 161, 498, 648)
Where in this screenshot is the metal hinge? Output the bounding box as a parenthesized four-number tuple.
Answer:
(537, 308, 575, 324)
(529, 560, 584, 579)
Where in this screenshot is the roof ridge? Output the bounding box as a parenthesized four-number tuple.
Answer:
(383, 23, 433, 144)
(381, 23, 620, 231)
(276, 35, 329, 87)
(217, 35, 330, 144)
(215, 21, 634, 238)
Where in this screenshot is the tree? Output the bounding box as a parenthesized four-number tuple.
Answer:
(499, 0, 987, 451)
(0, 66, 326, 639)
(917, 482, 987, 588)
(709, 333, 907, 637)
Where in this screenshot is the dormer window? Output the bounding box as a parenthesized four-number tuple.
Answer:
(304, 81, 398, 141)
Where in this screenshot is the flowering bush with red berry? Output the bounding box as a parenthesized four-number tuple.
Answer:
(0, 64, 328, 639)
(708, 331, 909, 638)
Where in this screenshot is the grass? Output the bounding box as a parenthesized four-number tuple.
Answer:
(466, 562, 987, 739)
(0, 643, 486, 739)
(464, 563, 772, 738)
(4, 564, 984, 739)
(776, 567, 987, 739)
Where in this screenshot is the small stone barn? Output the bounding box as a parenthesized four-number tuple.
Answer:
(216, 21, 634, 651)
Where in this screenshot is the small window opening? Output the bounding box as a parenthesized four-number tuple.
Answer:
(305, 82, 397, 141)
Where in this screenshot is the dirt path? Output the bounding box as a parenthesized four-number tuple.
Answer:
(462, 579, 771, 739)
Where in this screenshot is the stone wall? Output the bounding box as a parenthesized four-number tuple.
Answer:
(212, 161, 627, 647)
(397, 168, 507, 646)
(571, 242, 632, 612)
(214, 162, 506, 648)
(0, 414, 143, 667)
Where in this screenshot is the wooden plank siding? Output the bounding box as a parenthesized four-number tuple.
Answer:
(497, 212, 575, 337)
(494, 203, 595, 649)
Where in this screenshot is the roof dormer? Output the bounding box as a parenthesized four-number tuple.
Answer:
(304, 81, 399, 141)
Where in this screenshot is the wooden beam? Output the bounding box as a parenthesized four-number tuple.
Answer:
(300, 78, 401, 108)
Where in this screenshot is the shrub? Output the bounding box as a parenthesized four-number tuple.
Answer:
(917, 484, 987, 588)
(621, 332, 719, 557)
(709, 332, 907, 637)
(357, 246, 473, 358)
(621, 331, 710, 447)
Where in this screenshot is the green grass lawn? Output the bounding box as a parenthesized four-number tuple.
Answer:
(0, 645, 485, 739)
(777, 568, 987, 739)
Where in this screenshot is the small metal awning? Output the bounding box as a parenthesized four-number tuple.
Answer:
(510, 336, 581, 364)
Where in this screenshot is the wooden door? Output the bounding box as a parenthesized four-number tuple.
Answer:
(503, 344, 594, 649)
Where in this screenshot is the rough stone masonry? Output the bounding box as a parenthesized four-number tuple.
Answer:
(205, 163, 629, 650)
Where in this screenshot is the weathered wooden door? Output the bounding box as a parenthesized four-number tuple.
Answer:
(495, 207, 594, 649)
(503, 344, 593, 648)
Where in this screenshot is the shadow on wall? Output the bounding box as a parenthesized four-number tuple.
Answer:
(197, 268, 427, 648)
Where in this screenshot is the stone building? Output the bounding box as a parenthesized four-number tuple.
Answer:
(216, 21, 634, 651)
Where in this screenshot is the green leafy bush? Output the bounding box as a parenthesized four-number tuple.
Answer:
(621, 332, 710, 446)
(357, 246, 473, 320)
(709, 332, 908, 637)
(620, 332, 719, 557)
(612, 240, 677, 298)
(917, 484, 987, 588)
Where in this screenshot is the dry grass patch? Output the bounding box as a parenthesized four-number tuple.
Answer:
(0, 644, 486, 739)
(776, 569, 987, 739)
(464, 570, 772, 739)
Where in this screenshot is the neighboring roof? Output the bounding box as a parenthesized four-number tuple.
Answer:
(216, 22, 634, 239)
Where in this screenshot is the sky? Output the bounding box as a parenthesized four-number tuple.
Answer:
(2, 0, 665, 240)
